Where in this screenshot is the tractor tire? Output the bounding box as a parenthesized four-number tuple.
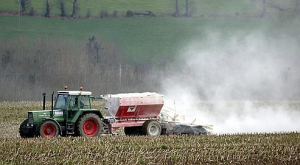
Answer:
(19, 119, 34, 138)
(124, 126, 142, 136)
(36, 120, 60, 138)
(142, 120, 162, 136)
(77, 113, 102, 137)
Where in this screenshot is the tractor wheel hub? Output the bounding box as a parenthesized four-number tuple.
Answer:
(46, 129, 52, 135)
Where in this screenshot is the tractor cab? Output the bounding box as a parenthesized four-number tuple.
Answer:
(54, 91, 92, 110)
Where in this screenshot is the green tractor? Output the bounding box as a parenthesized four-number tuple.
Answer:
(19, 88, 106, 138)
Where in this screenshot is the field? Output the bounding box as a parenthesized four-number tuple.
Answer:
(0, 133, 299, 164)
(1, 13, 300, 65)
(0, 101, 299, 164)
(0, 15, 207, 64)
(0, 0, 267, 16)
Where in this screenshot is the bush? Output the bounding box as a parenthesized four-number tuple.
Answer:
(113, 10, 118, 18)
(86, 9, 91, 18)
(28, 7, 35, 16)
(126, 10, 133, 17)
(100, 10, 109, 18)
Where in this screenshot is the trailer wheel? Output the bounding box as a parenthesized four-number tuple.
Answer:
(77, 113, 102, 137)
(19, 119, 34, 138)
(142, 120, 161, 136)
(37, 120, 59, 138)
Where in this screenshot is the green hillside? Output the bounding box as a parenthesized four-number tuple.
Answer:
(0, 16, 199, 64)
(1, 12, 300, 64)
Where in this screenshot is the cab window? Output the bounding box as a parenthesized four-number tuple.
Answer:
(54, 94, 69, 109)
(69, 95, 91, 109)
(81, 95, 91, 109)
(70, 96, 79, 109)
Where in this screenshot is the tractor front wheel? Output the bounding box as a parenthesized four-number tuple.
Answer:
(77, 113, 102, 137)
(142, 120, 161, 136)
(37, 120, 60, 138)
(19, 119, 34, 138)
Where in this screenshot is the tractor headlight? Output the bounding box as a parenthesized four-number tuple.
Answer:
(28, 112, 33, 124)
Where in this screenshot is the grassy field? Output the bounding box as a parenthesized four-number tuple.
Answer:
(1, 14, 300, 64)
(0, 0, 269, 16)
(1, 0, 298, 17)
(0, 15, 203, 64)
(0, 1, 299, 65)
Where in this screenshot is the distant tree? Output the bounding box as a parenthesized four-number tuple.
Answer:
(185, 0, 193, 17)
(28, 7, 35, 16)
(185, 0, 189, 16)
(1, 51, 11, 69)
(259, 0, 300, 17)
(173, 0, 179, 17)
(126, 10, 133, 17)
(261, 0, 266, 17)
(264, 0, 295, 12)
(100, 10, 109, 18)
(20, 0, 26, 13)
(71, 0, 78, 17)
(295, 0, 300, 11)
(113, 10, 118, 18)
(59, 0, 66, 17)
(19, 0, 31, 14)
(86, 36, 100, 63)
(86, 9, 91, 18)
(44, 0, 50, 18)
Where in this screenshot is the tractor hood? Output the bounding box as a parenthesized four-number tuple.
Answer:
(27, 110, 64, 124)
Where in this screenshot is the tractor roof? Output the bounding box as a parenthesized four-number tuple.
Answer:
(57, 91, 92, 95)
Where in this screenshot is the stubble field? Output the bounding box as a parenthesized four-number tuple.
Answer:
(0, 101, 299, 164)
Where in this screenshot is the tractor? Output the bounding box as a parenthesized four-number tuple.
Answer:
(19, 87, 167, 138)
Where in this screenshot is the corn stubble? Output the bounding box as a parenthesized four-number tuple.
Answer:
(0, 133, 298, 164)
(0, 102, 299, 164)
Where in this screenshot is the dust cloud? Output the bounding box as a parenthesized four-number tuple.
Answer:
(161, 32, 300, 134)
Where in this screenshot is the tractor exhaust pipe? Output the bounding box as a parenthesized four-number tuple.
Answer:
(42, 93, 46, 110)
(51, 91, 54, 118)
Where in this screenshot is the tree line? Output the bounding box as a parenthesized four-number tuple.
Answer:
(16, 0, 300, 19)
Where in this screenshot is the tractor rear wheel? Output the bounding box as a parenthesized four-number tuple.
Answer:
(77, 113, 102, 137)
(19, 119, 34, 138)
(37, 120, 60, 138)
(142, 120, 161, 136)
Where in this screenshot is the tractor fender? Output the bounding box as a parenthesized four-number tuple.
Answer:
(42, 118, 62, 135)
(81, 110, 104, 119)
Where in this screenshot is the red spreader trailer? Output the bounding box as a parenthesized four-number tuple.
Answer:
(103, 92, 167, 136)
